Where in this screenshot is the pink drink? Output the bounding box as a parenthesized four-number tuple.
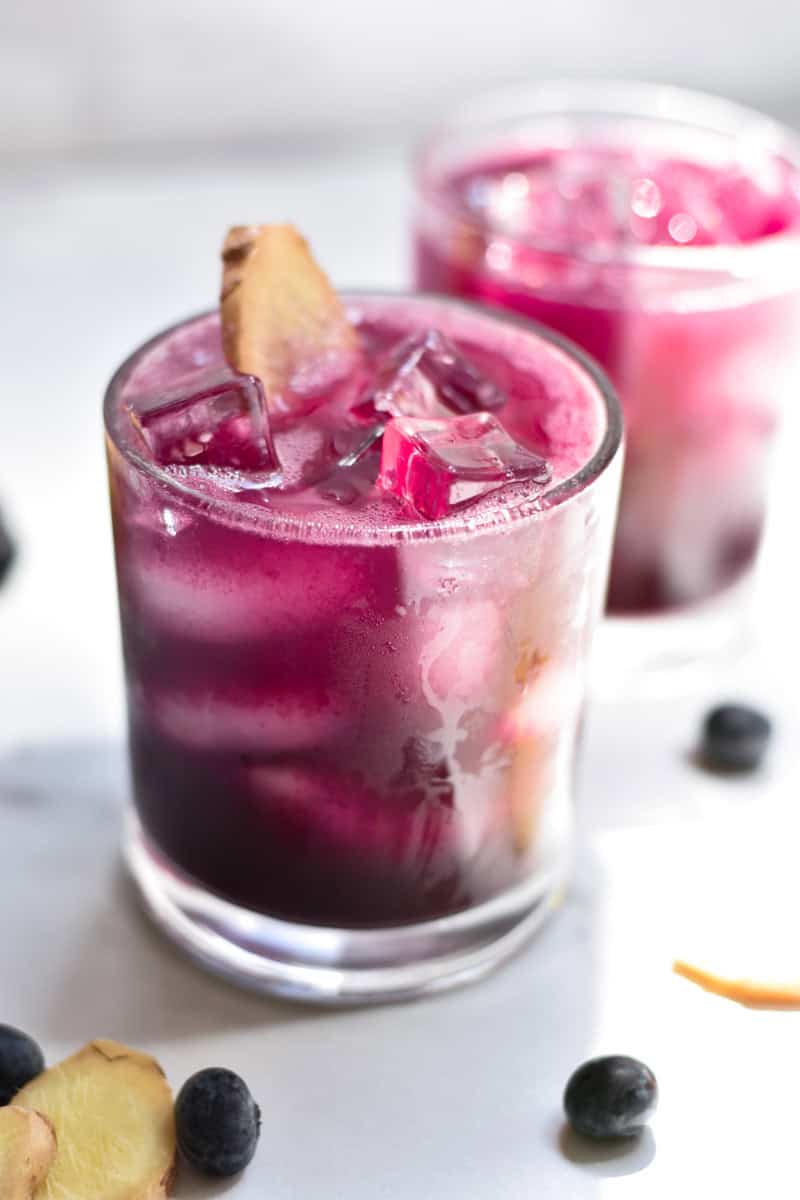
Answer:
(414, 84, 800, 617)
(106, 293, 621, 1000)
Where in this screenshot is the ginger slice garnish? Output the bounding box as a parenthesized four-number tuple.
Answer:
(14, 1039, 176, 1199)
(0, 1106, 57, 1199)
(220, 223, 359, 412)
(673, 959, 800, 1009)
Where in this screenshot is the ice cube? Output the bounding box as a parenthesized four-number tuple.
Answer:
(712, 165, 787, 241)
(334, 422, 384, 469)
(128, 365, 279, 472)
(245, 758, 458, 867)
(121, 530, 398, 641)
(481, 155, 627, 246)
(377, 412, 551, 520)
(423, 600, 504, 703)
(478, 162, 568, 240)
(144, 682, 347, 755)
(353, 329, 506, 424)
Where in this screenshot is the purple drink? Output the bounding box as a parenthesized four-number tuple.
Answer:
(106, 239, 621, 1001)
(414, 83, 800, 634)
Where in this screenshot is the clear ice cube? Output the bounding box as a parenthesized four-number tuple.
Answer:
(128, 366, 279, 472)
(353, 329, 507, 424)
(377, 411, 551, 520)
(479, 156, 628, 246)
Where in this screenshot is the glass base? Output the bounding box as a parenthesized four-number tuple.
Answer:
(592, 575, 755, 698)
(125, 812, 566, 1005)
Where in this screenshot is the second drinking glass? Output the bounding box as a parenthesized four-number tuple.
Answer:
(414, 81, 800, 670)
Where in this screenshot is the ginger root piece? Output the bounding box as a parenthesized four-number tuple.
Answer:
(220, 223, 359, 411)
(673, 959, 800, 1009)
(14, 1039, 176, 1199)
(0, 1106, 57, 1198)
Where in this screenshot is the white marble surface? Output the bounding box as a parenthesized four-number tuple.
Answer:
(1, 150, 800, 1197)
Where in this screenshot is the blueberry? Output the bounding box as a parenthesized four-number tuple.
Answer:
(175, 1067, 261, 1177)
(0, 514, 14, 586)
(0, 1025, 45, 1105)
(564, 1055, 657, 1139)
(700, 703, 772, 771)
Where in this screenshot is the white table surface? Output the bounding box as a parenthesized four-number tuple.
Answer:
(2, 148, 800, 1198)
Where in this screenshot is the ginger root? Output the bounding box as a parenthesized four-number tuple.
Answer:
(220, 223, 358, 411)
(0, 1106, 57, 1198)
(674, 959, 800, 1009)
(14, 1038, 176, 1199)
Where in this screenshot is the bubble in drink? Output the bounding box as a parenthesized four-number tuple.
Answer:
(353, 328, 507, 424)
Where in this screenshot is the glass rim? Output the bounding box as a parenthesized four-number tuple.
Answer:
(414, 78, 800, 277)
(104, 291, 623, 547)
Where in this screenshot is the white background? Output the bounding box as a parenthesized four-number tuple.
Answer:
(3, 0, 800, 158)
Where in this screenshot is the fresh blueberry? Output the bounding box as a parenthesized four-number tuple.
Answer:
(175, 1067, 261, 1177)
(0, 1024, 45, 1104)
(0, 514, 14, 586)
(700, 704, 772, 771)
(564, 1055, 657, 1139)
